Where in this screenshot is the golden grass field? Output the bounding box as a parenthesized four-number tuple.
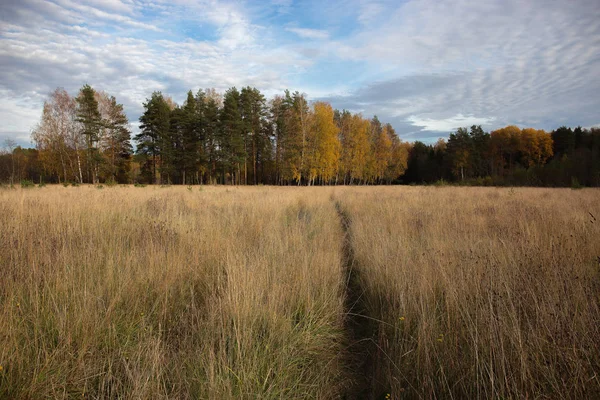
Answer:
(0, 185, 599, 399)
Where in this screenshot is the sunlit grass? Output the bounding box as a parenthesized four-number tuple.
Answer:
(0, 185, 348, 399)
(336, 186, 600, 398)
(1, 185, 599, 398)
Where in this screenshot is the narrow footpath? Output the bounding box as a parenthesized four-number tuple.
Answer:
(335, 200, 384, 400)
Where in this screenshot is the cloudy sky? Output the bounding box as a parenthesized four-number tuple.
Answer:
(1, 0, 599, 147)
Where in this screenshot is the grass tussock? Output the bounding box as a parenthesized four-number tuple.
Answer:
(336, 186, 600, 399)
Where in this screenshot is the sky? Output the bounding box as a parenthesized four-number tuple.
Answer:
(1, 0, 599, 148)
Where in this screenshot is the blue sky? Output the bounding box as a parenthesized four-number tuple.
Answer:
(1, 0, 599, 148)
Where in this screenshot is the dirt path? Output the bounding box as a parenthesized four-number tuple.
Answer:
(335, 200, 384, 400)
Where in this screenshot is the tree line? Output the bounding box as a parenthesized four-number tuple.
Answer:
(1, 84, 598, 187)
(133, 88, 408, 185)
(26, 86, 132, 185)
(403, 125, 600, 187)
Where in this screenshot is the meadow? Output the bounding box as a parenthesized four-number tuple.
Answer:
(0, 185, 599, 399)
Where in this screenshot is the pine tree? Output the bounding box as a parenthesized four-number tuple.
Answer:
(220, 88, 244, 184)
(136, 92, 171, 184)
(281, 91, 308, 184)
(469, 125, 491, 178)
(240, 87, 268, 184)
(180, 90, 200, 184)
(270, 94, 290, 184)
(203, 94, 220, 184)
(447, 127, 472, 181)
(76, 84, 103, 183)
(100, 95, 132, 183)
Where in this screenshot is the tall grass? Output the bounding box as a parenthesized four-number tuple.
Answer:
(1, 185, 599, 398)
(0, 185, 348, 398)
(337, 186, 600, 398)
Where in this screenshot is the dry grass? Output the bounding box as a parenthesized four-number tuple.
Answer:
(336, 186, 600, 399)
(0, 185, 348, 399)
(1, 185, 599, 399)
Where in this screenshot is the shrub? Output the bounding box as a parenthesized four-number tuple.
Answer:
(105, 179, 118, 187)
(571, 176, 583, 189)
(479, 176, 494, 186)
(20, 179, 35, 188)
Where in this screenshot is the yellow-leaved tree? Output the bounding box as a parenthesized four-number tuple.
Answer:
(490, 125, 522, 174)
(372, 119, 392, 183)
(385, 123, 409, 183)
(520, 128, 553, 167)
(349, 115, 371, 184)
(306, 102, 340, 185)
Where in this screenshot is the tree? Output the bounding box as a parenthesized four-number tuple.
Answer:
(32, 88, 82, 183)
(96, 92, 132, 183)
(280, 91, 308, 184)
(551, 126, 574, 158)
(202, 91, 220, 184)
(335, 109, 351, 183)
(372, 122, 392, 182)
(447, 127, 472, 181)
(220, 87, 244, 184)
(76, 84, 103, 184)
(270, 94, 290, 184)
(385, 124, 409, 183)
(404, 141, 442, 184)
(490, 125, 521, 176)
(469, 125, 491, 177)
(136, 92, 172, 184)
(348, 115, 371, 184)
(240, 87, 268, 184)
(179, 90, 200, 184)
(306, 102, 340, 184)
(164, 105, 183, 183)
(520, 128, 553, 168)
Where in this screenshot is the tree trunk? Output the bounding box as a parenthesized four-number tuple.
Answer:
(253, 136, 257, 185)
(60, 153, 67, 183)
(73, 143, 83, 183)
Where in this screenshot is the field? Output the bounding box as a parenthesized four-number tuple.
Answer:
(1, 185, 599, 399)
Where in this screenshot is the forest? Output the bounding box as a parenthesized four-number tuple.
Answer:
(1, 84, 599, 186)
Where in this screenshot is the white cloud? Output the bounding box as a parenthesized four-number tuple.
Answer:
(286, 27, 329, 40)
(1, 0, 599, 144)
(407, 114, 496, 132)
(316, 0, 600, 139)
(0, 91, 38, 144)
(357, 1, 384, 25)
(52, 0, 160, 31)
(0, 0, 313, 142)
